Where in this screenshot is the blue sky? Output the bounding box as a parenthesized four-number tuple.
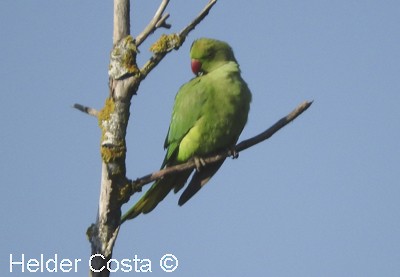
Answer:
(1, 0, 399, 276)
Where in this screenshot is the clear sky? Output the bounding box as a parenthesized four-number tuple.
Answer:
(1, 1, 399, 276)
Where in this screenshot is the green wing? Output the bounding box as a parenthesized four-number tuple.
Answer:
(121, 78, 209, 222)
(162, 77, 207, 166)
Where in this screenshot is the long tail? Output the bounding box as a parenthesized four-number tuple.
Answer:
(121, 170, 192, 223)
(178, 159, 225, 206)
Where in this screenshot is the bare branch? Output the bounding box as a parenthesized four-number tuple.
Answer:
(113, 0, 130, 43)
(139, 0, 218, 80)
(135, 0, 171, 46)
(235, 100, 313, 152)
(89, 1, 132, 276)
(127, 100, 313, 199)
(156, 13, 171, 29)
(178, 0, 217, 39)
(73, 103, 99, 117)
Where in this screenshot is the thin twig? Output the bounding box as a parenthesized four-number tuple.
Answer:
(178, 0, 217, 39)
(139, 0, 218, 79)
(235, 100, 313, 152)
(135, 0, 171, 46)
(128, 100, 313, 194)
(73, 103, 99, 117)
(156, 13, 171, 29)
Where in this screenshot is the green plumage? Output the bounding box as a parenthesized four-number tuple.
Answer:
(122, 38, 251, 222)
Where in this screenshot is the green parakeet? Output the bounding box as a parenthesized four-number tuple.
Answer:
(122, 38, 252, 221)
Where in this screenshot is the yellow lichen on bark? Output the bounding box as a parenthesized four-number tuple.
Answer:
(98, 97, 115, 125)
(109, 35, 140, 79)
(98, 98, 126, 165)
(150, 34, 181, 53)
(120, 36, 140, 75)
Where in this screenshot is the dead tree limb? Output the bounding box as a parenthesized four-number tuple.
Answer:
(72, 103, 99, 117)
(135, 0, 171, 46)
(139, 0, 217, 80)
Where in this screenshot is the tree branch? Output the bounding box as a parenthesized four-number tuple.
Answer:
(139, 0, 218, 80)
(124, 100, 313, 211)
(178, 0, 217, 39)
(235, 100, 313, 152)
(135, 0, 171, 46)
(73, 103, 99, 117)
(89, 1, 131, 276)
(113, 0, 130, 43)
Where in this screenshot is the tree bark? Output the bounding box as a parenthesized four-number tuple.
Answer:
(89, 0, 131, 276)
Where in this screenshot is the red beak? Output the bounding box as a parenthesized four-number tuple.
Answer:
(191, 59, 202, 75)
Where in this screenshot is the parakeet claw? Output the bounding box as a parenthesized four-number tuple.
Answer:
(229, 147, 239, 159)
(194, 156, 206, 172)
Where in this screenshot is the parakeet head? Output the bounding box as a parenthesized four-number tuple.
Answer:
(190, 38, 237, 76)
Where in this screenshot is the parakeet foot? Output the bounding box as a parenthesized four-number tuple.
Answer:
(229, 147, 239, 159)
(194, 156, 206, 172)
